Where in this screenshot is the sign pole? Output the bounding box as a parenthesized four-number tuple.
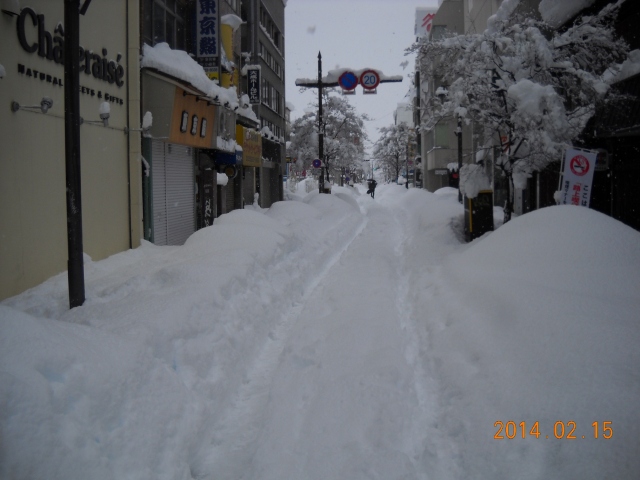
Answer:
(295, 58, 402, 194)
(318, 52, 325, 194)
(64, 0, 86, 308)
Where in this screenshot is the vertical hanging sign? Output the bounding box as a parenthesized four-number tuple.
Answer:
(247, 67, 260, 104)
(197, 0, 219, 71)
(558, 147, 598, 208)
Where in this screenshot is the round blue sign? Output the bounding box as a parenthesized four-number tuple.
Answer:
(338, 71, 358, 91)
(312, 159, 322, 168)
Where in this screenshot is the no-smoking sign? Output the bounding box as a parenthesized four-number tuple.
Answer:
(570, 155, 590, 176)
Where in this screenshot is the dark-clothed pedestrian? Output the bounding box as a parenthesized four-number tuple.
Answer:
(367, 179, 377, 198)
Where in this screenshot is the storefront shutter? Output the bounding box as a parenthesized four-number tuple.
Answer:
(151, 140, 195, 246)
(152, 140, 167, 246)
(165, 144, 195, 246)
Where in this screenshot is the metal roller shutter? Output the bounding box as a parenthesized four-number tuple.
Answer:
(151, 140, 195, 246)
(152, 140, 167, 246)
(165, 144, 195, 246)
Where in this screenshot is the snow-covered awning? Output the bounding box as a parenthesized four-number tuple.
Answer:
(141, 43, 239, 110)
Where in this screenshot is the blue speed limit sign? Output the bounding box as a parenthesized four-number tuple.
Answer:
(360, 70, 380, 90)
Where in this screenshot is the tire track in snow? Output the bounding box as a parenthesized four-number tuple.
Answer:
(207, 215, 369, 479)
(391, 204, 443, 476)
(238, 195, 437, 479)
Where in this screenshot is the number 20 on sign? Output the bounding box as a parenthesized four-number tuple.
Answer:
(494, 421, 613, 439)
(359, 70, 380, 90)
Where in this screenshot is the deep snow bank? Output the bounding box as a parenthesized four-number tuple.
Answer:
(428, 205, 640, 479)
(0, 192, 365, 480)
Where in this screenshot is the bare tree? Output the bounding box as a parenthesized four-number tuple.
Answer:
(288, 89, 368, 184)
(373, 123, 416, 184)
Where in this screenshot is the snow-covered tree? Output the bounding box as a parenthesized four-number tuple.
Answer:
(373, 123, 416, 184)
(410, 0, 630, 222)
(288, 89, 368, 184)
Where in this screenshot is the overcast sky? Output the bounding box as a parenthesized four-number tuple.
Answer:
(285, 0, 439, 155)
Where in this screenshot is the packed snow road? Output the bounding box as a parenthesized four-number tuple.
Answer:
(2, 183, 639, 480)
(209, 186, 453, 479)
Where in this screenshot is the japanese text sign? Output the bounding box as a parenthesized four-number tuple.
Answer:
(247, 68, 260, 104)
(559, 147, 597, 208)
(197, 0, 218, 66)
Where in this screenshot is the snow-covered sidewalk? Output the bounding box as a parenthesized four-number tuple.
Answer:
(1, 183, 639, 480)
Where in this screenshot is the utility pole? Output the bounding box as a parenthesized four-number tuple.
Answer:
(405, 141, 409, 189)
(317, 53, 326, 193)
(456, 116, 463, 203)
(64, 0, 85, 308)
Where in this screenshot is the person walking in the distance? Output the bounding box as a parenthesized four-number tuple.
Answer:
(367, 178, 377, 198)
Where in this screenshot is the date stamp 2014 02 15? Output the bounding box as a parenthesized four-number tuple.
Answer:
(494, 421, 613, 440)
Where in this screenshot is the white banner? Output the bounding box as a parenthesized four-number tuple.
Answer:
(558, 147, 598, 207)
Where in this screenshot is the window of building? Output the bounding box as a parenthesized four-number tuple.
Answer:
(431, 25, 446, 41)
(270, 86, 277, 111)
(275, 89, 282, 114)
(435, 123, 449, 148)
(262, 78, 270, 107)
(143, 0, 187, 50)
(259, 5, 282, 51)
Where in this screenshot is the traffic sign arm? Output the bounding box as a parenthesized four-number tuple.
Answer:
(295, 80, 340, 88)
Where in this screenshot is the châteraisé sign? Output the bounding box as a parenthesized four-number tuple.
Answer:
(16, 7, 126, 89)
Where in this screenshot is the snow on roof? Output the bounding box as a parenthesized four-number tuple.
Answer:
(141, 43, 239, 109)
(610, 49, 640, 83)
(538, 0, 597, 28)
(240, 64, 261, 76)
(236, 94, 259, 123)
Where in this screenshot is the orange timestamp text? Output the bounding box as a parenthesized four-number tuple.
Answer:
(494, 421, 613, 440)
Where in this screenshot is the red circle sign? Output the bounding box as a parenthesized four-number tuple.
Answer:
(360, 70, 380, 90)
(570, 155, 590, 176)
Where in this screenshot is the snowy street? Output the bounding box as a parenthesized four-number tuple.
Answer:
(1, 183, 639, 479)
(210, 188, 449, 479)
